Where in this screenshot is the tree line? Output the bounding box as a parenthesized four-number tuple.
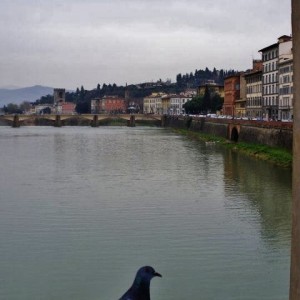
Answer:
(176, 67, 236, 88)
(183, 85, 224, 114)
(1, 67, 237, 114)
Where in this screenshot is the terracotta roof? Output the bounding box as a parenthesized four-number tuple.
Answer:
(244, 70, 262, 77)
(259, 42, 278, 52)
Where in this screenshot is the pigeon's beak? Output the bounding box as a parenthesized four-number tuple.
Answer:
(154, 272, 162, 278)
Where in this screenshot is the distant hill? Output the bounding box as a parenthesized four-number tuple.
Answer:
(0, 85, 54, 106)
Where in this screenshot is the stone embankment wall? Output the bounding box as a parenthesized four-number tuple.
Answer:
(239, 126, 292, 150)
(164, 116, 293, 151)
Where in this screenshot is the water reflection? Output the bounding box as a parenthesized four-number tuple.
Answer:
(0, 126, 292, 300)
(223, 149, 292, 247)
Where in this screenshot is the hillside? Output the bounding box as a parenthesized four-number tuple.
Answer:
(0, 85, 54, 106)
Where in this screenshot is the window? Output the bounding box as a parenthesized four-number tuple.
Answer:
(281, 85, 289, 95)
(283, 75, 290, 83)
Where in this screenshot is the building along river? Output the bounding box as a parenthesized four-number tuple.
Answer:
(0, 126, 292, 300)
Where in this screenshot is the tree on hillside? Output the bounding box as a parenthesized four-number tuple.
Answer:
(76, 101, 90, 114)
(183, 96, 204, 114)
(97, 84, 101, 96)
(3, 103, 22, 114)
(80, 86, 85, 101)
(36, 94, 53, 104)
(176, 73, 182, 85)
(19, 101, 31, 113)
(65, 92, 76, 103)
(203, 85, 224, 113)
(183, 86, 224, 114)
(202, 85, 211, 113)
(211, 94, 224, 112)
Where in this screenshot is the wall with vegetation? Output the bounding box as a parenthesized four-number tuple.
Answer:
(239, 126, 292, 150)
(164, 116, 292, 151)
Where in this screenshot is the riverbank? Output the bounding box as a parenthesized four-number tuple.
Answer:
(173, 128, 292, 168)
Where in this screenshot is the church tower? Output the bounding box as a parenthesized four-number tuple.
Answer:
(53, 88, 65, 105)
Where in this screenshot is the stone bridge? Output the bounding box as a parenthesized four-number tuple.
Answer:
(0, 114, 293, 150)
(0, 114, 163, 127)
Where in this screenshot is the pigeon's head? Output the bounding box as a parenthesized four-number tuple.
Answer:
(134, 266, 162, 286)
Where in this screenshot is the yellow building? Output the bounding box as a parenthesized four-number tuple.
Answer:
(143, 93, 165, 114)
(197, 80, 224, 98)
(161, 94, 193, 115)
(161, 94, 171, 115)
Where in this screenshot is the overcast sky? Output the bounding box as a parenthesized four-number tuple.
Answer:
(0, 0, 292, 90)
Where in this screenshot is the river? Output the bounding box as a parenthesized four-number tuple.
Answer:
(0, 126, 292, 300)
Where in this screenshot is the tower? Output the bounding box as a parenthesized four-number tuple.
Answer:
(53, 88, 65, 105)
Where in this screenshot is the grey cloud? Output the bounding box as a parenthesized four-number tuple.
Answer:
(0, 0, 292, 89)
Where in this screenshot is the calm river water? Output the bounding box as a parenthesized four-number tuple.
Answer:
(0, 126, 292, 300)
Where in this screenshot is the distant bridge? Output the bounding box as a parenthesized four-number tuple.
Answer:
(0, 114, 163, 127)
(0, 113, 294, 150)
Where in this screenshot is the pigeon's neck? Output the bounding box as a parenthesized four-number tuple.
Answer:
(133, 278, 150, 289)
(132, 279, 150, 299)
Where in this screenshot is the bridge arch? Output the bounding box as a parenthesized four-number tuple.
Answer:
(231, 127, 239, 142)
(227, 123, 240, 142)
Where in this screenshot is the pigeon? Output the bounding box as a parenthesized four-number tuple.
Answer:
(119, 266, 162, 300)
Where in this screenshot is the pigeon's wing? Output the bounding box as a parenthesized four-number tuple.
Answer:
(119, 288, 133, 300)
